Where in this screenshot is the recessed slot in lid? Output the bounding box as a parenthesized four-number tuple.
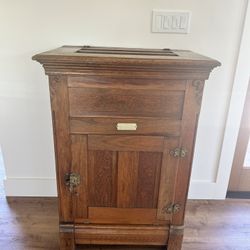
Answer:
(76, 46, 178, 56)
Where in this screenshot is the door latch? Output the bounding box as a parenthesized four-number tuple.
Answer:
(64, 173, 80, 193)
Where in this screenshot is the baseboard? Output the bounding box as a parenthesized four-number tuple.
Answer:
(188, 180, 221, 199)
(4, 177, 57, 197)
(4, 177, 223, 199)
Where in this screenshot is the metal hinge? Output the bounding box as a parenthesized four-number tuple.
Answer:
(163, 203, 181, 214)
(64, 172, 80, 193)
(170, 148, 187, 158)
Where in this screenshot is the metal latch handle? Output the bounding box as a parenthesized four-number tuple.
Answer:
(64, 173, 80, 193)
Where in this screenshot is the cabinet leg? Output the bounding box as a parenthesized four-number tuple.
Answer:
(59, 224, 75, 250)
(167, 225, 184, 250)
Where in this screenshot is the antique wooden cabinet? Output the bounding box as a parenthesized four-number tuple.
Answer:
(33, 46, 220, 250)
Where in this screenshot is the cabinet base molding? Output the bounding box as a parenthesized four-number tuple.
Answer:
(59, 223, 184, 249)
(74, 224, 169, 246)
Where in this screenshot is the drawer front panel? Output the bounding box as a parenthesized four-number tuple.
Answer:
(70, 117, 181, 136)
(69, 87, 185, 118)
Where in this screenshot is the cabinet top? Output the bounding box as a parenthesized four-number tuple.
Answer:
(32, 46, 221, 78)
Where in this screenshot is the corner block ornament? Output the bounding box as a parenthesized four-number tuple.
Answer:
(192, 80, 204, 105)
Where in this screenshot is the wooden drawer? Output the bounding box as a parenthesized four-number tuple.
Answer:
(68, 87, 185, 119)
(70, 117, 181, 136)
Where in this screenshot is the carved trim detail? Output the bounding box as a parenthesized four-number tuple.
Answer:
(49, 75, 62, 101)
(192, 80, 204, 106)
(170, 225, 185, 235)
(50, 75, 62, 84)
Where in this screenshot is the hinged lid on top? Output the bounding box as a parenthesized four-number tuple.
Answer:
(76, 46, 178, 57)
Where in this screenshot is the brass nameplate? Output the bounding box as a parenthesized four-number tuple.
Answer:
(116, 123, 137, 131)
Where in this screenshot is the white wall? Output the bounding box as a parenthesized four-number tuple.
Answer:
(212, 1, 250, 198)
(0, 0, 247, 197)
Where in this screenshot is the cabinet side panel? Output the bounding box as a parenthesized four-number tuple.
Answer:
(49, 75, 73, 222)
(172, 80, 205, 225)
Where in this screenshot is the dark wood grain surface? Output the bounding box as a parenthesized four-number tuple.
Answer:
(68, 87, 184, 119)
(136, 152, 162, 208)
(1, 197, 250, 250)
(117, 151, 139, 208)
(49, 76, 73, 223)
(157, 138, 180, 222)
(88, 150, 117, 207)
(88, 135, 164, 152)
(74, 224, 169, 246)
(171, 80, 204, 226)
(71, 135, 88, 220)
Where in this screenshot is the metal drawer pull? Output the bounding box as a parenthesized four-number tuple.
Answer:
(116, 123, 137, 131)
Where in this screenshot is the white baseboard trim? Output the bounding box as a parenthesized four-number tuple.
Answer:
(4, 177, 224, 199)
(4, 177, 57, 197)
(188, 180, 223, 199)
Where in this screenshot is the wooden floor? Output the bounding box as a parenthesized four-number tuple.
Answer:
(0, 196, 250, 250)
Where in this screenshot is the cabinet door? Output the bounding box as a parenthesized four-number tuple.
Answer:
(71, 135, 179, 225)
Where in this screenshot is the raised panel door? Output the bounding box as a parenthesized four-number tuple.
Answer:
(71, 135, 180, 225)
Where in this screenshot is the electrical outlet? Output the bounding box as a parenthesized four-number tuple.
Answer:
(152, 10, 191, 34)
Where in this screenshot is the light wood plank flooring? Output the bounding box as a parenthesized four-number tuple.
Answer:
(0, 197, 250, 250)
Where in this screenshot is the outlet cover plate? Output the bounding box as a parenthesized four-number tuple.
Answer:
(152, 10, 191, 34)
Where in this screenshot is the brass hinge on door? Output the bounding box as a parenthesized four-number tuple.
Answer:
(170, 148, 187, 158)
(163, 203, 181, 214)
(64, 173, 80, 193)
